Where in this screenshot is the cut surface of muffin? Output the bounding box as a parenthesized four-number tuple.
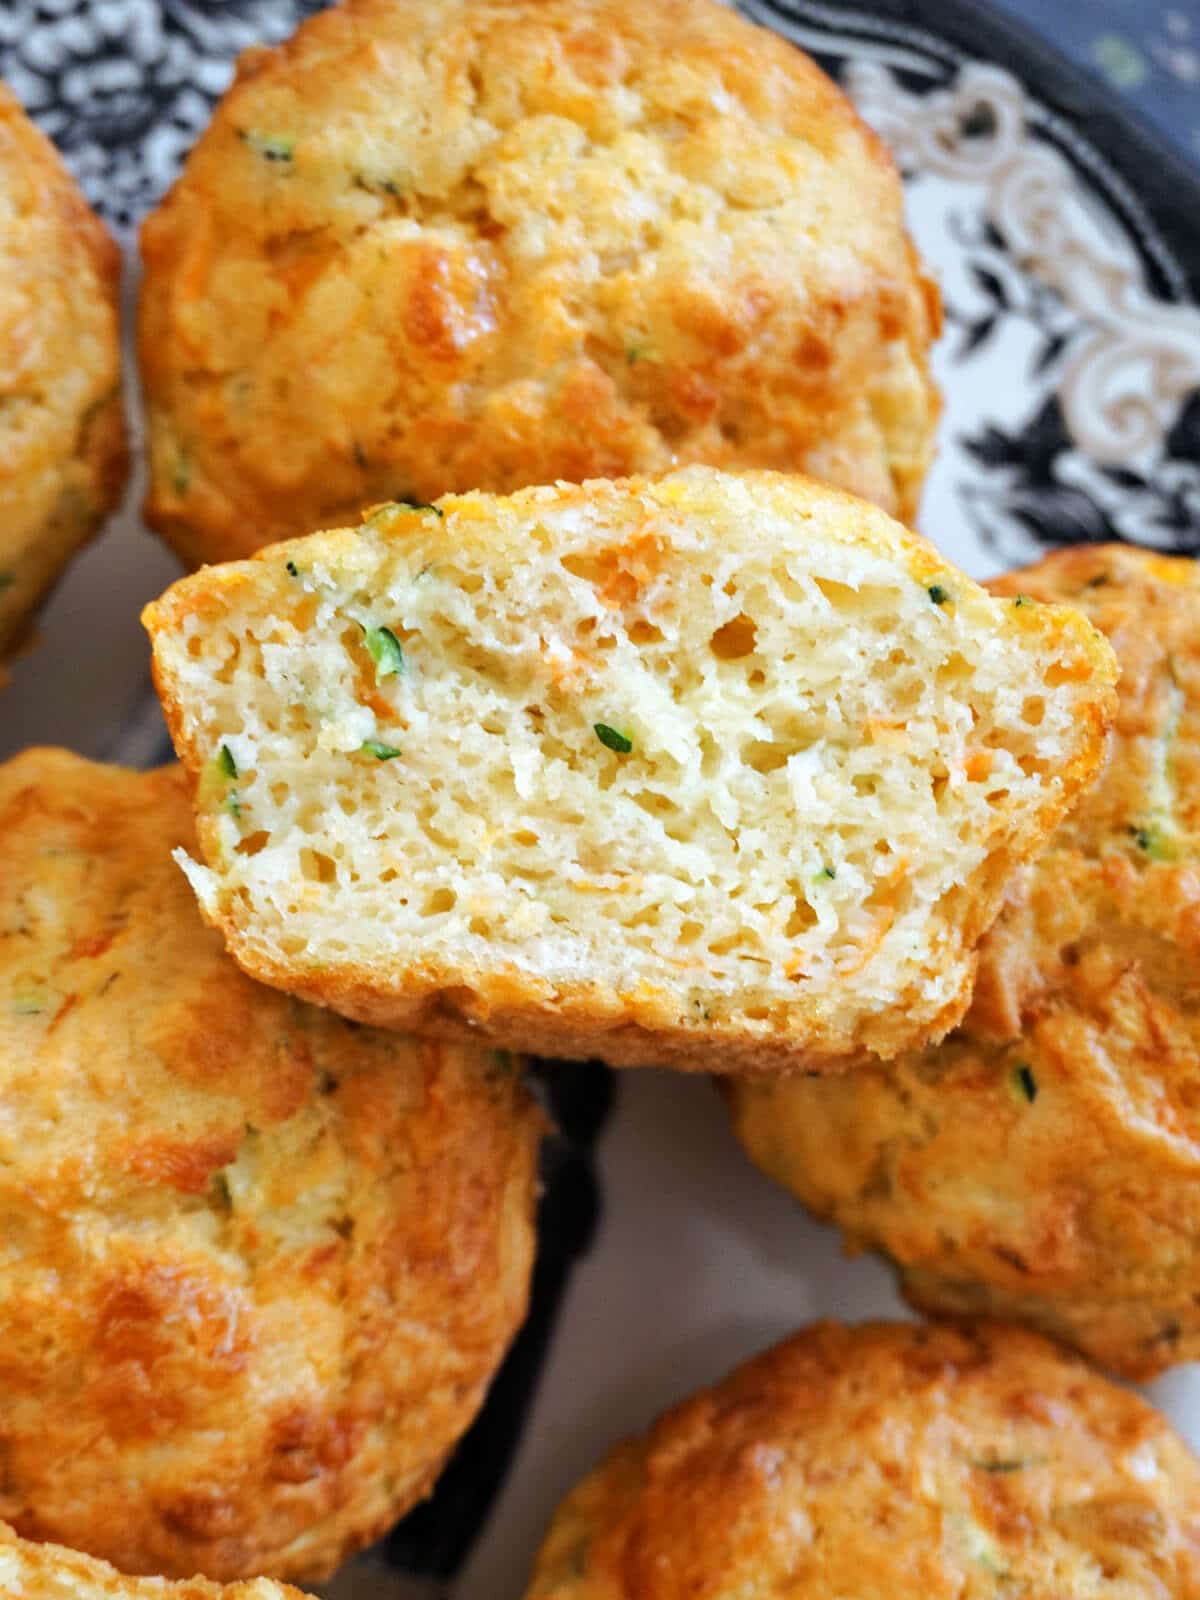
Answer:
(145, 468, 1115, 1073)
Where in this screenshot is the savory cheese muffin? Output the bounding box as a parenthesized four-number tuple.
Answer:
(138, 0, 940, 568)
(524, 1321, 1200, 1599)
(0, 1524, 310, 1600)
(143, 469, 1116, 1075)
(730, 545, 1200, 1378)
(0, 749, 541, 1583)
(0, 84, 127, 660)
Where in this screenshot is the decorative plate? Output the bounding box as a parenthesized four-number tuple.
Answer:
(3, 2, 1199, 1596)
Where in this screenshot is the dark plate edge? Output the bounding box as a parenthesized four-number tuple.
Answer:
(765, 0, 1200, 302)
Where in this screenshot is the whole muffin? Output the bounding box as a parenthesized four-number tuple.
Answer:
(0, 85, 127, 659)
(0, 1523, 309, 1600)
(730, 545, 1200, 1378)
(524, 1320, 1200, 1599)
(138, 0, 940, 568)
(0, 748, 541, 1583)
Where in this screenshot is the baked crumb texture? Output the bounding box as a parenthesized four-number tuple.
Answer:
(145, 468, 1116, 1074)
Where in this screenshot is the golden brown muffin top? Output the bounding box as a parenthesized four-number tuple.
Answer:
(729, 546, 1200, 1377)
(0, 84, 126, 654)
(525, 1321, 1200, 1599)
(0, 1523, 308, 1600)
(974, 544, 1200, 1041)
(139, 0, 939, 566)
(0, 749, 541, 1582)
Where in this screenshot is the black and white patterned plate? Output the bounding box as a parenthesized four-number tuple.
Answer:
(3, 3, 1199, 1597)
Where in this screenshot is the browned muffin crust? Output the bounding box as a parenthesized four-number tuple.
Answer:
(0, 749, 541, 1583)
(524, 1320, 1200, 1599)
(0, 84, 127, 659)
(731, 545, 1200, 1377)
(138, 0, 940, 568)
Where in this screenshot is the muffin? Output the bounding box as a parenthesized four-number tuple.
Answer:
(0, 83, 127, 660)
(143, 468, 1115, 1074)
(730, 545, 1200, 1377)
(524, 1320, 1200, 1598)
(138, 0, 940, 568)
(0, 1524, 309, 1600)
(0, 749, 541, 1582)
